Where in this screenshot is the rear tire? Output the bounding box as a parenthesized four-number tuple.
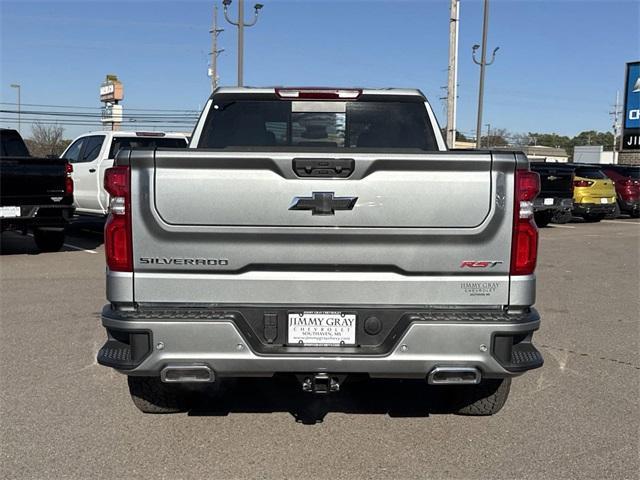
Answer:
(33, 228, 65, 252)
(534, 210, 553, 228)
(583, 213, 604, 223)
(551, 209, 572, 224)
(606, 202, 621, 219)
(127, 376, 189, 414)
(449, 378, 511, 416)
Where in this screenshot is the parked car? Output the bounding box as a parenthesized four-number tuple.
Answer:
(529, 162, 574, 227)
(0, 128, 75, 251)
(60, 131, 188, 216)
(568, 164, 617, 222)
(97, 87, 543, 416)
(601, 165, 640, 218)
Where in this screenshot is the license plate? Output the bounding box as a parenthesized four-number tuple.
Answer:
(0, 206, 20, 218)
(600, 198, 608, 204)
(288, 311, 356, 346)
(543, 198, 554, 206)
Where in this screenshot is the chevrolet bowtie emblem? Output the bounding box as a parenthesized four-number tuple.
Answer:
(289, 192, 358, 216)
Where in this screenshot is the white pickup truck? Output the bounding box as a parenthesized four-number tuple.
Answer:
(60, 131, 187, 216)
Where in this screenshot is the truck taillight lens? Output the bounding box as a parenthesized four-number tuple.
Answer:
(104, 166, 132, 272)
(511, 169, 540, 276)
(573, 179, 593, 187)
(65, 162, 73, 196)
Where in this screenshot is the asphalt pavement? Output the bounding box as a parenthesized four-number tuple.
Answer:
(1, 217, 638, 480)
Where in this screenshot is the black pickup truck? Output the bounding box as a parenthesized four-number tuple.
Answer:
(530, 162, 574, 226)
(0, 128, 75, 251)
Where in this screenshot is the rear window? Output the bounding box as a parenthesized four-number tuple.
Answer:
(0, 130, 30, 157)
(619, 167, 640, 179)
(198, 100, 438, 151)
(575, 167, 607, 179)
(109, 136, 187, 158)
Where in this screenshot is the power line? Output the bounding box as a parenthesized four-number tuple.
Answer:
(0, 101, 199, 113)
(0, 118, 194, 129)
(0, 109, 197, 119)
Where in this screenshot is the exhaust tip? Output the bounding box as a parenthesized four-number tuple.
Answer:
(427, 366, 481, 385)
(161, 365, 215, 383)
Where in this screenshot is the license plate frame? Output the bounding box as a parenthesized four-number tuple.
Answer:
(0, 206, 21, 218)
(287, 311, 357, 346)
(543, 198, 554, 206)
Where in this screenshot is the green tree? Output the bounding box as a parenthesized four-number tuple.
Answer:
(526, 132, 572, 151)
(570, 131, 614, 150)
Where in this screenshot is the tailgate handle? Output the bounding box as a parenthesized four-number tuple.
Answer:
(293, 158, 354, 178)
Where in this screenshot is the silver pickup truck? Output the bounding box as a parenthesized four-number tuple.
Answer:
(97, 87, 543, 415)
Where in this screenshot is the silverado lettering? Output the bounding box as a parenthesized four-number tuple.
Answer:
(139, 257, 229, 266)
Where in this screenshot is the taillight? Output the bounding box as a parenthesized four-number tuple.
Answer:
(511, 169, 540, 276)
(573, 179, 593, 187)
(104, 166, 132, 272)
(621, 178, 634, 187)
(65, 162, 73, 196)
(275, 88, 362, 100)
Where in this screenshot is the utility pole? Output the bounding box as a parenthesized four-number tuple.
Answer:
(485, 123, 491, 148)
(10, 83, 21, 134)
(610, 90, 622, 164)
(446, 0, 460, 148)
(222, 0, 264, 87)
(472, 0, 499, 149)
(209, 4, 225, 92)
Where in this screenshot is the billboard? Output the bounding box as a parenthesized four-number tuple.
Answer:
(622, 61, 640, 150)
(99, 74, 124, 102)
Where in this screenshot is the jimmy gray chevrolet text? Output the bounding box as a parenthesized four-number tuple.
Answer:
(97, 87, 543, 415)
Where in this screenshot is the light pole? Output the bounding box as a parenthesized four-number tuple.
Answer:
(10, 83, 21, 134)
(472, 0, 499, 149)
(222, 0, 264, 87)
(210, 4, 225, 92)
(446, 0, 460, 148)
(485, 123, 491, 148)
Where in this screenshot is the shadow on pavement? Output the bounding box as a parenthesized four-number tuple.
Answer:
(0, 216, 105, 255)
(188, 377, 452, 424)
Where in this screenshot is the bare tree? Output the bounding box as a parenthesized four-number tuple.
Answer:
(509, 132, 532, 147)
(481, 127, 509, 148)
(25, 122, 70, 157)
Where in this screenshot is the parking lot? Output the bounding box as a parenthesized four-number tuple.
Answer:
(0, 217, 638, 480)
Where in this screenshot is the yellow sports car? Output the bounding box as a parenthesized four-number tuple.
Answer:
(571, 165, 616, 222)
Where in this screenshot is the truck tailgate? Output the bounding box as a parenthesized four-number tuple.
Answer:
(154, 153, 491, 228)
(0, 156, 68, 205)
(129, 149, 517, 306)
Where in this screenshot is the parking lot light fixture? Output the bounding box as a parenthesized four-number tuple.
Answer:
(472, 0, 499, 149)
(222, 0, 264, 86)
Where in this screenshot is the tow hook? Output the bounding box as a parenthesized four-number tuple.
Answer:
(298, 373, 342, 394)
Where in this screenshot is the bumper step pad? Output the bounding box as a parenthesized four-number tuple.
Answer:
(97, 331, 152, 370)
(98, 340, 132, 367)
(503, 342, 544, 372)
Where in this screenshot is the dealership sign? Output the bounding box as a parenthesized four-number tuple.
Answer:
(622, 61, 640, 150)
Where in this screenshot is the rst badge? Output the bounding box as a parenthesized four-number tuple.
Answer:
(460, 260, 503, 268)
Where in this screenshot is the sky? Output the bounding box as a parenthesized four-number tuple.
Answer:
(0, 0, 638, 140)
